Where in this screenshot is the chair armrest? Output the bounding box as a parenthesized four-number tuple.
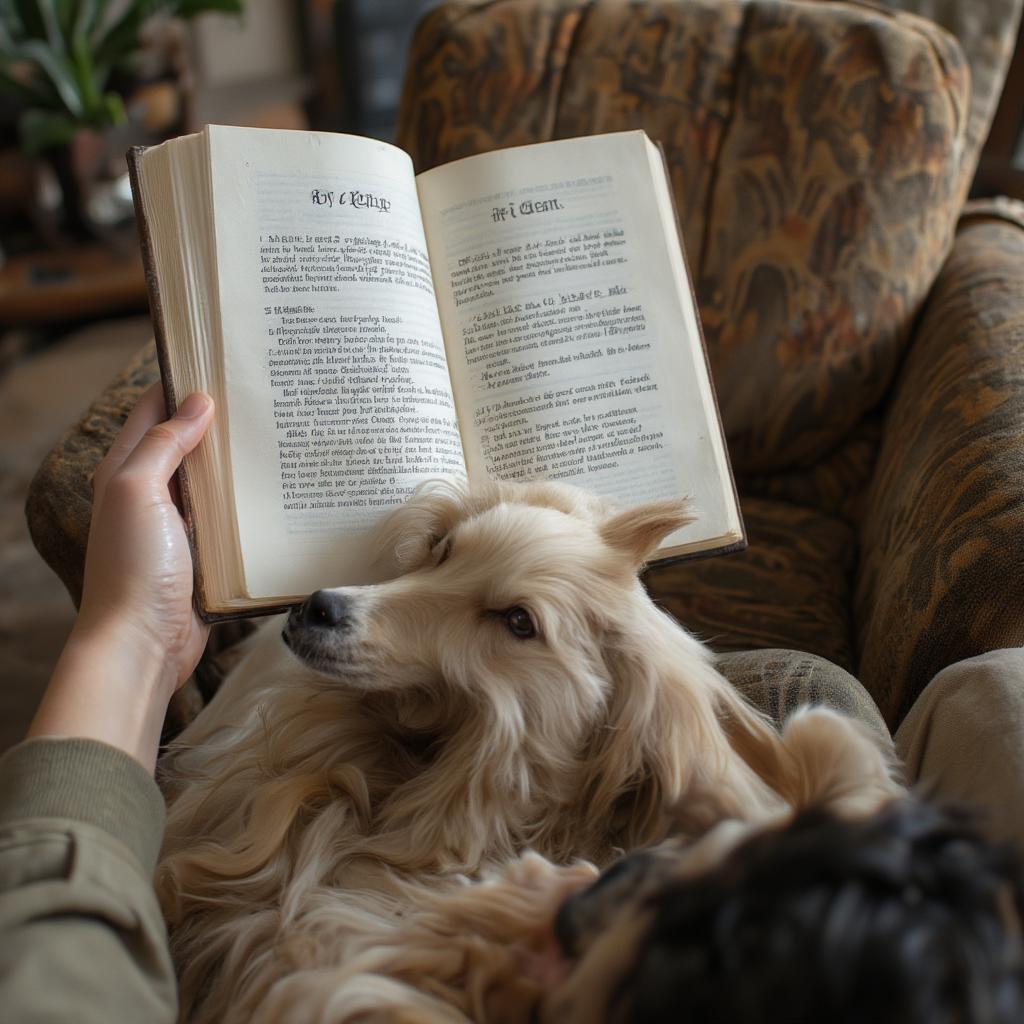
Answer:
(856, 200, 1024, 727)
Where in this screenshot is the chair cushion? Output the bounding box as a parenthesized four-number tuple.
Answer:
(870, 0, 1024, 158)
(398, 0, 976, 473)
(644, 496, 857, 671)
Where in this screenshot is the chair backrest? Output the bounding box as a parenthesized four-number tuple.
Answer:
(396, 0, 980, 475)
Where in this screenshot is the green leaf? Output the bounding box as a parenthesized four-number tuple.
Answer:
(53, 0, 74, 37)
(35, 0, 66, 50)
(0, 16, 17, 51)
(71, 0, 102, 43)
(0, 6, 24, 47)
(93, 5, 144, 68)
(15, 38, 84, 115)
(69, 29, 104, 115)
(100, 89, 126, 126)
(54, 1, 84, 39)
(19, 106, 77, 154)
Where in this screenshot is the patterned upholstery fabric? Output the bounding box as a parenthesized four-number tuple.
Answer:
(25, 1, 1023, 733)
(856, 206, 1024, 724)
(740, 415, 881, 526)
(644, 498, 858, 673)
(397, 0, 975, 472)
(863, 0, 1024, 156)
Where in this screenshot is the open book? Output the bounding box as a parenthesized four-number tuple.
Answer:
(129, 125, 743, 620)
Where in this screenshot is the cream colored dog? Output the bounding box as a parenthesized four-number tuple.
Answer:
(157, 481, 900, 1022)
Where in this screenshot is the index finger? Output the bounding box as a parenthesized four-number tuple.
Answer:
(115, 391, 214, 489)
(91, 383, 168, 505)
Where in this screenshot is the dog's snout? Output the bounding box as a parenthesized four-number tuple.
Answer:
(302, 589, 353, 629)
(283, 589, 361, 676)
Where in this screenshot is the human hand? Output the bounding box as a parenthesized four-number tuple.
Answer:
(28, 384, 215, 771)
(80, 383, 215, 690)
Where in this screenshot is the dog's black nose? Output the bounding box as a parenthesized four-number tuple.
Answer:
(301, 589, 353, 628)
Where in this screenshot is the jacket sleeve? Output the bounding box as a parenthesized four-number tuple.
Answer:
(0, 737, 177, 1023)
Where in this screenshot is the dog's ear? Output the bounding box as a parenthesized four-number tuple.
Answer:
(600, 499, 695, 567)
(374, 481, 472, 571)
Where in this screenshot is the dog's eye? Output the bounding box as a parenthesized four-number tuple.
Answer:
(504, 606, 536, 639)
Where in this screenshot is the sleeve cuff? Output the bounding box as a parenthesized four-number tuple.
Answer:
(0, 738, 166, 873)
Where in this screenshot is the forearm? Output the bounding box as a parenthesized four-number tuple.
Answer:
(28, 620, 174, 775)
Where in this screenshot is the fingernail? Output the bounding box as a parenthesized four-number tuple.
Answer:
(177, 393, 211, 420)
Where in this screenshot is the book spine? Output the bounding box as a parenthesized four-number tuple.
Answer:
(647, 538, 748, 572)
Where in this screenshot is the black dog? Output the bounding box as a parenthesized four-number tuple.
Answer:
(551, 802, 1024, 1023)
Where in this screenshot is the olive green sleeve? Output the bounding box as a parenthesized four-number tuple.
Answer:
(0, 737, 177, 1023)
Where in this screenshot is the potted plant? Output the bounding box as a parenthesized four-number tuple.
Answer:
(0, 0, 242, 240)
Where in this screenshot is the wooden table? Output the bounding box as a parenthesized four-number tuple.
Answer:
(0, 243, 147, 326)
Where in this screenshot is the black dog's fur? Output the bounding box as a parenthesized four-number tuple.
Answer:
(557, 803, 1024, 1024)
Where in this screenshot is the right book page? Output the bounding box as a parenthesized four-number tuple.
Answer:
(417, 131, 743, 559)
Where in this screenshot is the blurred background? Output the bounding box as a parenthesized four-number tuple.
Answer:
(0, 0, 439, 344)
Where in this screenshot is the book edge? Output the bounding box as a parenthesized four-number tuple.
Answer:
(127, 144, 220, 621)
(646, 536, 747, 574)
(416, 129, 650, 185)
(197, 599, 304, 625)
(653, 139, 747, 553)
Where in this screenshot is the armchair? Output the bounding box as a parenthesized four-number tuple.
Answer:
(26, 0, 1024, 732)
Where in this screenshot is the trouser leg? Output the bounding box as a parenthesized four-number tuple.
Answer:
(895, 649, 1024, 848)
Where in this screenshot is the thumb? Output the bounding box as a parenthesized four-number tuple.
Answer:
(117, 392, 215, 485)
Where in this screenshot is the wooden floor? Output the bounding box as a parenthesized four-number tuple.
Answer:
(0, 316, 151, 754)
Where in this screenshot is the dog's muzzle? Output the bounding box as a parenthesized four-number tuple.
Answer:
(282, 589, 359, 675)
(296, 589, 354, 630)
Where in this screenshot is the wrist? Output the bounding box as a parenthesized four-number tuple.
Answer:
(27, 617, 177, 774)
(68, 613, 176, 697)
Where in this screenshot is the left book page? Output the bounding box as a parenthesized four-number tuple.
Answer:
(134, 126, 466, 612)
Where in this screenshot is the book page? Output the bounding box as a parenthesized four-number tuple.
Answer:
(207, 126, 464, 599)
(417, 132, 738, 553)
